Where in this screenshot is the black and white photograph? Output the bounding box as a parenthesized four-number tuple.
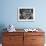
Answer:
(18, 7, 35, 21)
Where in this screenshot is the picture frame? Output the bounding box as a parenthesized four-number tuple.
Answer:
(18, 7, 35, 21)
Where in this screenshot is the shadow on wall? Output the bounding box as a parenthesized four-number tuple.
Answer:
(0, 24, 7, 43)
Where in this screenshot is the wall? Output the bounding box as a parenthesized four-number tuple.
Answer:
(0, 0, 46, 44)
(0, 0, 46, 30)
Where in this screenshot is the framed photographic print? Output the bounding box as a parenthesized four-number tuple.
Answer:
(18, 7, 35, 21)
